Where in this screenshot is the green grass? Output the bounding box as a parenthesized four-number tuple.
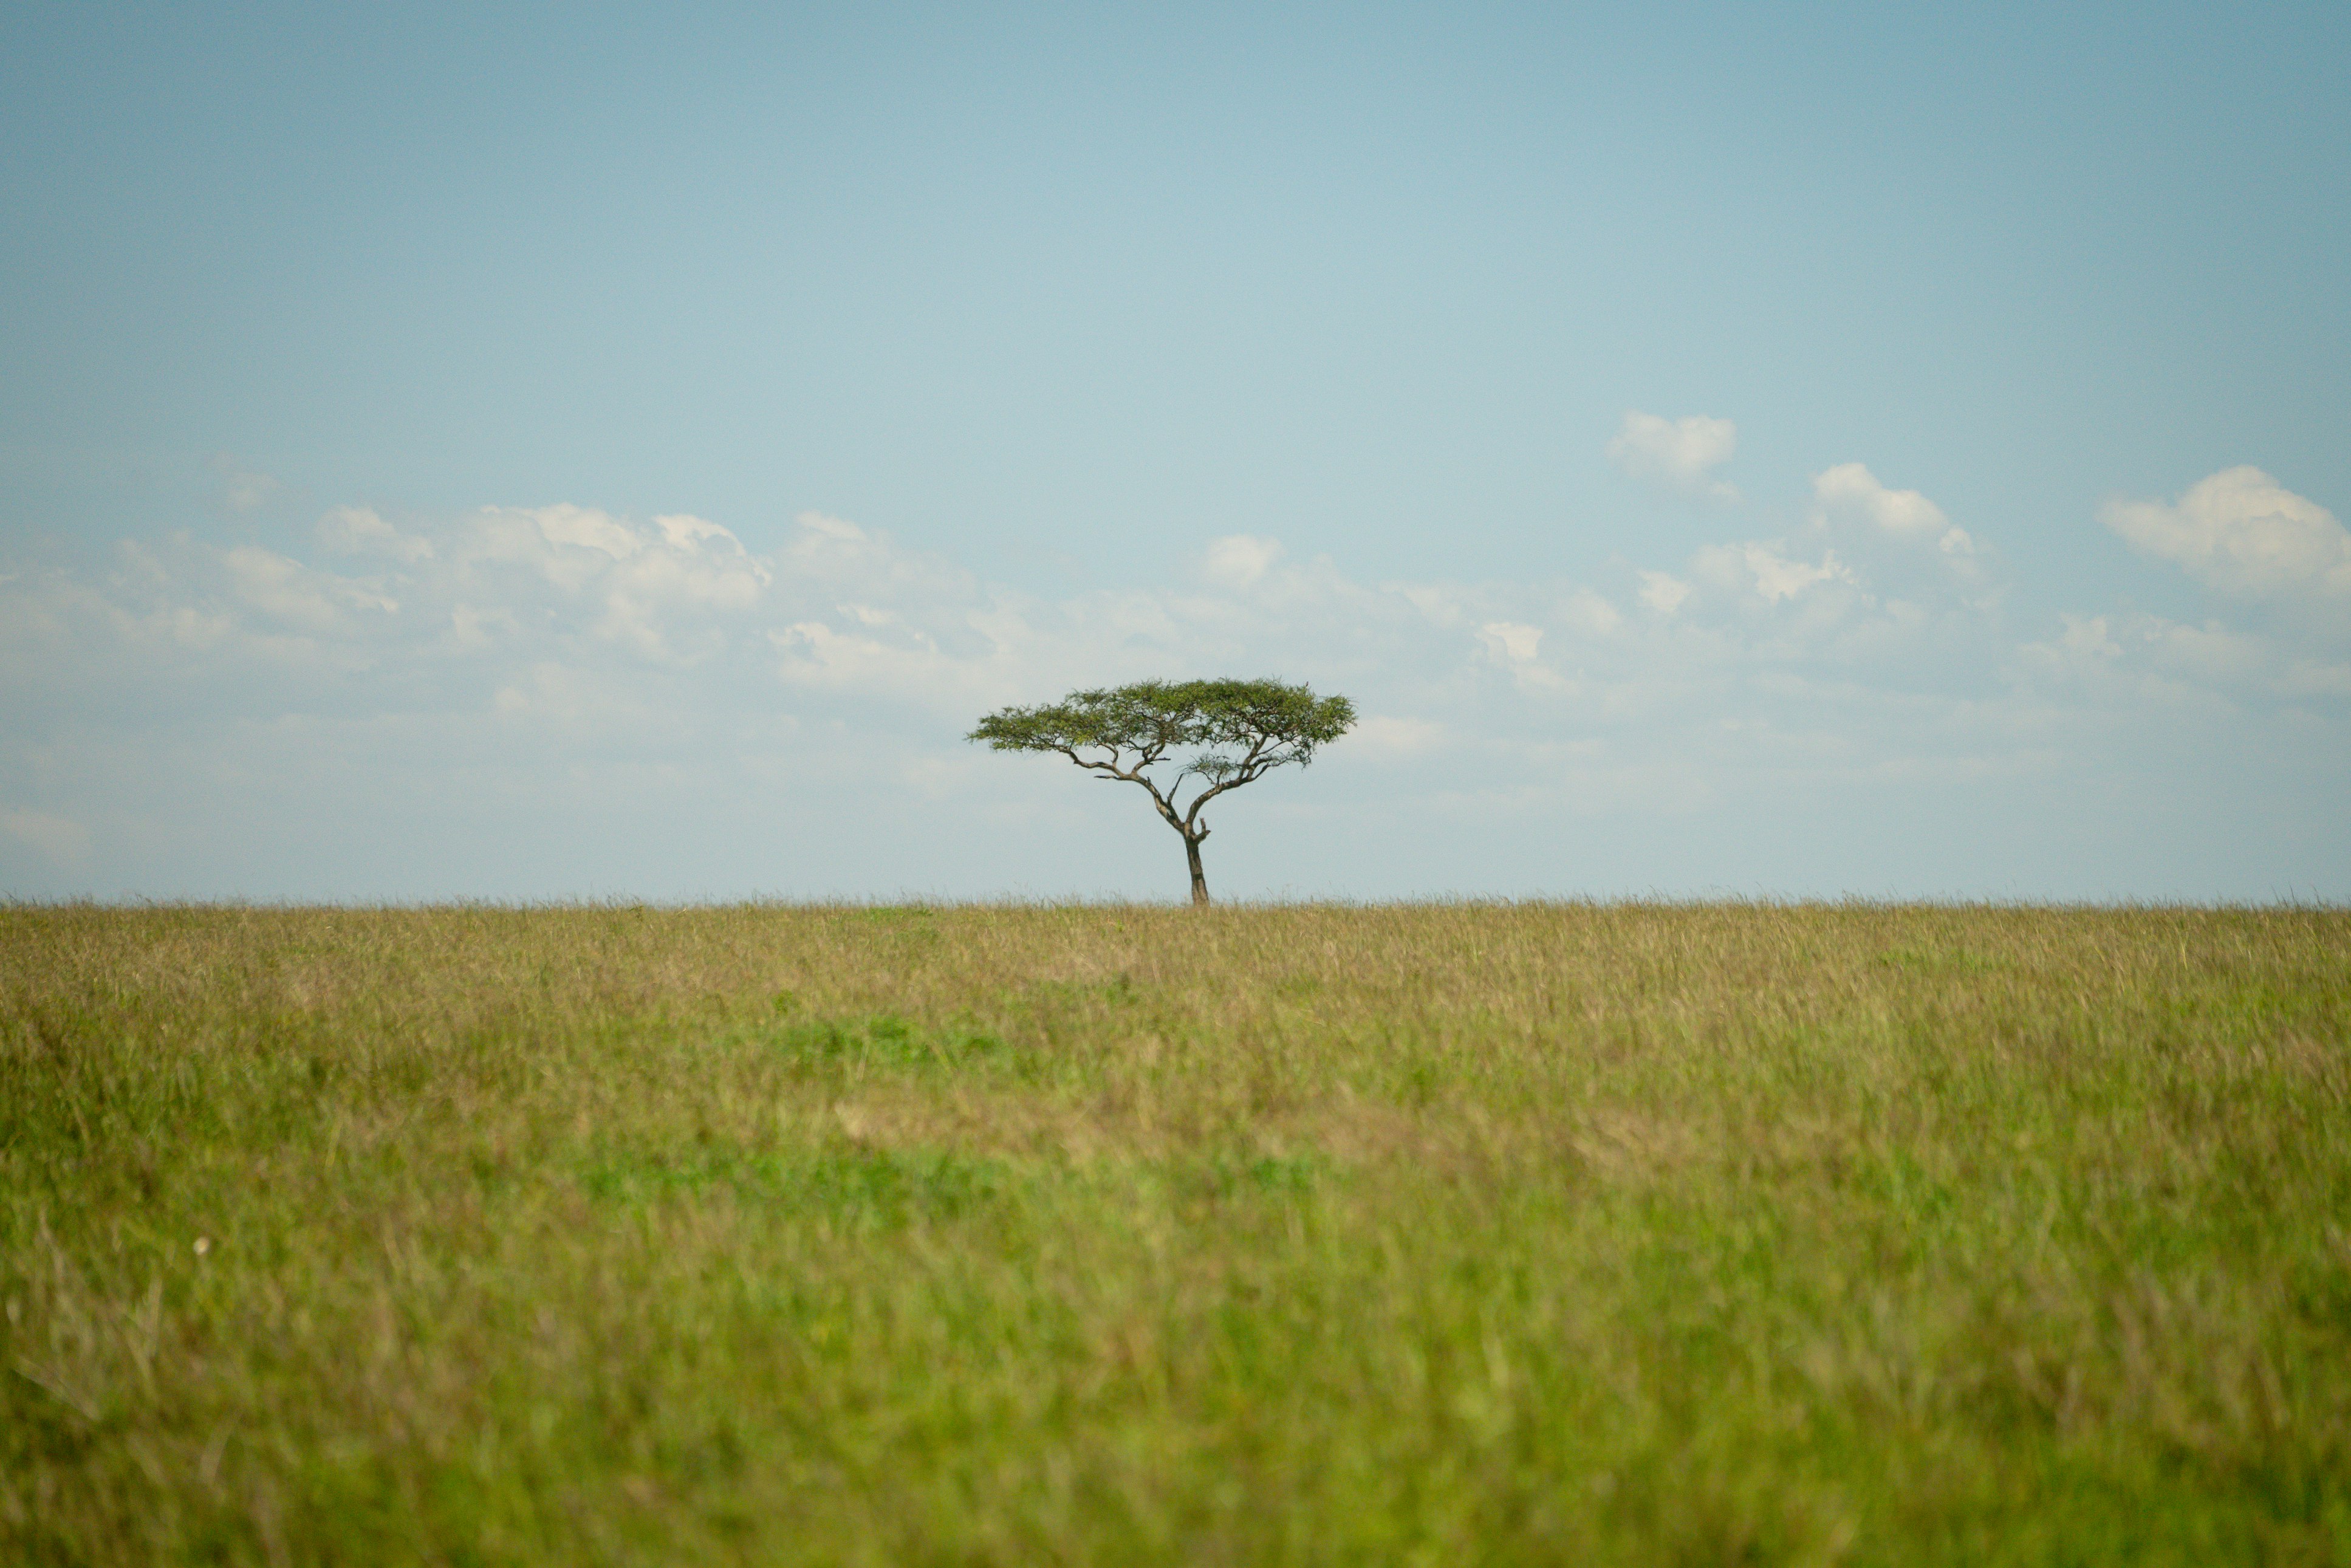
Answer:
(4, 902, 2348, 1565)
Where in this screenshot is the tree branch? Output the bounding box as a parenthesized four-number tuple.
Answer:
(1180, 732, 1276, 832)
(1056, 743, 1186, 831)
(969, 679, 1358, 878)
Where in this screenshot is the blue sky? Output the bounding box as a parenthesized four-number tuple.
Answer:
(4, 2, 2347, 900)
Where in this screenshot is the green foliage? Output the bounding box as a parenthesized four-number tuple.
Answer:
(755, 1012, 1011, 1074)
(4, 902, 2350, 1564)
(971, 677, 1353, 771)
(969, 678, 1357, 897)
(580, 1147, 1013, 1225)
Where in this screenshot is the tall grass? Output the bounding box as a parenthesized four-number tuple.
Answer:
(4, 902, 2347, 1564)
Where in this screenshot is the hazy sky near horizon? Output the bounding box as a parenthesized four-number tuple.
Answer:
(4, 2, 2348, 900)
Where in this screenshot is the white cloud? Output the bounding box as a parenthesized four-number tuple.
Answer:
(383, 504, 775, 660)
(211, 455, 281, 515)
(1637, 571, 1691, 614)
(1696, 543, 1856, 604)
(2142, 618, 2267, 683)
(317, 505, 436, 563)
(529, 504, 642, 560)
(225, 546, 399, 630)
(1812, 462, 1973, 555)
(448, 603, 514, 651)
(1204, 535, 1284, 589)
(655, 513, 734, 551)
(591, 514, 772, 660)
(2281, 661, 2351, 697)
(1559, 589, 1623, 637)
(797, 512, 866, 543)
(468, 506, 625, 592)
(2014, 606, 2351, 710)
(1607, 412, 1739, 501)
(2051, 614, 2117, 660)
(775, 512, 977, 610)
(1747, 546, 1851, 603)
(1795, 465, 1995, 613)
(490, 660, 650, 730)
(12, 473, 2013, 734)
(6, 477, 2342, 900)
(1349, 715, 1446, 756)
(4, 807, 89, 864)
(770, 619, 991, 712)
(2101, 467, 2351, 605)
(2010, 614, 2118, 694)
(1479, 621, 1544, 664)
(1813, 463, 1943, 536)
(1473, 618, 1575, 694)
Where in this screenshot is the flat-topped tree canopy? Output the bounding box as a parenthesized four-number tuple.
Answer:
(969, 677, 1356, 905)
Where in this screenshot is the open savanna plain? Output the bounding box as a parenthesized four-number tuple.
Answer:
(4, 902, 2349, 1566)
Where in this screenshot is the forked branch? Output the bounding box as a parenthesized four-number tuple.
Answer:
(969, 678, 1355, 903)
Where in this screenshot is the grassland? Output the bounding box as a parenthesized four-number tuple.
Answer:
(3, 901, 2348, 1565)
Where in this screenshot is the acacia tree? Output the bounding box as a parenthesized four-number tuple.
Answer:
(969, 678, 1356, 905)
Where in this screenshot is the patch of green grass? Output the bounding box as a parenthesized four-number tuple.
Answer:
(751, 1012, 1012, 1073)
(2, 902, 2347, 1564)
(579, 1146, 1013, 1224)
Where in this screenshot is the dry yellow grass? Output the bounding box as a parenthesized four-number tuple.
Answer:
(4, 901, 2348, 1564)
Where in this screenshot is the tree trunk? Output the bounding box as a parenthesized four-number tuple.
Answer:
(1185, 834, 1210, 906)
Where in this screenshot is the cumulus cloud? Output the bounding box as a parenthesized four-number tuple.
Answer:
(319, 505, 434, 563)
(2102, 467, 2351, 606)
(472, 504, 646, 589)
(225, 546, 399, 631)
(1813, 463, 1974, 555)
(2052, 612, 2120, 662)
(1636, 571, 1691, 614)
(592, 516, 772, 659)
(1694, 543, 1856, 604)
(10, 488, 2024, 739)
(2014, 603, 2351, 711)
(1204, 535, 1284, 589)
(1474, 618, 1574, 694)
(1607, 412, 1739, 501)
(5, 467, 2342, 899)
(770, 620, 984, 712)
(1479, 621, 1544, 664)
(428, 505, 778, 660)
